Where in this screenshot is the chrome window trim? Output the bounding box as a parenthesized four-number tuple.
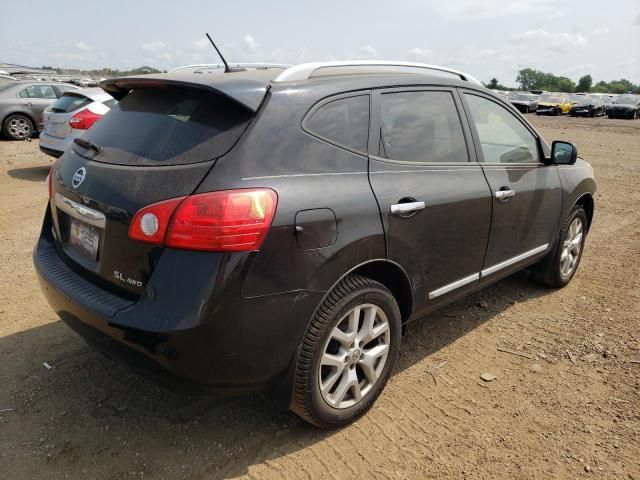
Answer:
(54, 193, 106, 229)
(481, 244, 549, 277)
(428, 273, 479, 300)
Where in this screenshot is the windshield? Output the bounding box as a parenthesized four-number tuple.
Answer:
(615, 95, 637, 105)
(539, 95, 563, 103)
(511, 93, 536, 101)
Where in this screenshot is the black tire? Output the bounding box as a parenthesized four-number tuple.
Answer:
(291, 274, 401, 429)
(2, 113, 34, 140)
(532, 206, 588, 288)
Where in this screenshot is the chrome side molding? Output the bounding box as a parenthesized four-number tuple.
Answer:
(480, 244, 549, 277)
(427, 243, 549, 300)
(54, 193, 106, 229)
(428, 273, 479, 300)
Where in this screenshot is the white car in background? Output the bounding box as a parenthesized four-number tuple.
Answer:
(39, 87, 116, 158)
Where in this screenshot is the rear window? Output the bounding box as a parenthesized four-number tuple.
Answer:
(81, 86, 253, 165)
(51, 94, 92, 113)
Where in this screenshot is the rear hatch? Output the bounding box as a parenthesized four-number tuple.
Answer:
(43, 93, 93, 139)
(49, 77, 264, 297)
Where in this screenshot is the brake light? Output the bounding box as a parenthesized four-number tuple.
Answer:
(128, 189, 278, 252)
(69, 109, 103, 130)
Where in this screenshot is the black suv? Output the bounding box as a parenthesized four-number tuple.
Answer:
(34, 61, 596, 429)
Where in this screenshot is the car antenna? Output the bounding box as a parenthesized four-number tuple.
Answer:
(205, 33, 244, 73)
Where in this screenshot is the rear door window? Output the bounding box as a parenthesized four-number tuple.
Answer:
(379, 90, 468, 163)
(304, 95, 369, 153)
(19, 85, 57, 99)
(80, 86, 253, 165)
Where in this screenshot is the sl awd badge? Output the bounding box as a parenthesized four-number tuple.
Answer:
(72, 167, 86, 188)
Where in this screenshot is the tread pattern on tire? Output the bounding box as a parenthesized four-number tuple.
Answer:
(291, 274, 398, 428)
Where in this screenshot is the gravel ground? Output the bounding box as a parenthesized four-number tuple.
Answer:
(0, 115, 639, 479)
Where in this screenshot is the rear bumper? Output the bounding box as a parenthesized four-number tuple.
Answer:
(39, 131, 74, 157)
(33, 212, 323, 393)
(39, 144, 64, 158)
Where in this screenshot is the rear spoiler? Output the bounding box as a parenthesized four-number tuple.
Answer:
(100, 73, 270, 112)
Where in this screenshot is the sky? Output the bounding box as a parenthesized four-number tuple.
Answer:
(1, 0, 639, 87)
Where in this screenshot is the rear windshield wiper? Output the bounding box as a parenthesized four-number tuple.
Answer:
(74, 138, 102, 154)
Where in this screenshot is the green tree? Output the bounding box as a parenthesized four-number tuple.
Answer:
(575, 75, 592, 93)
(485, 78, 509, 90)
(555, 77, 576, 93)
(516, 68, 539, 90)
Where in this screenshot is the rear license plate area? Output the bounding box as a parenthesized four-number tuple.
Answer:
(68, 217, 100, 260)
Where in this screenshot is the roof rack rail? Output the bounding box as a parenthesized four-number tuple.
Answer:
(169, 63, 290, 73)
(273, 61, 482, 85)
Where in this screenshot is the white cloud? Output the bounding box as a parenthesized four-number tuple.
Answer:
(405, 47, 434, 63)
(348, 45, 377, 59)
(510, 29, 587, 53)
(432, 0, 560, 20)
(75, 42, 90, 51)
(633, 13, 640, 26)
(191, 38, 210, 52)
(243, 34, 260, 54)
(592, 27, 609, 35)
(141, 41, 166, 53)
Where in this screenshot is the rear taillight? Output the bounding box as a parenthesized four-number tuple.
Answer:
(128, 189, 278, 252)
(47, 160, 57, 199)
(69, 109, 103, 130)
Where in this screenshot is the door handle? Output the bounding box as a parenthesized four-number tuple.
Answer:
(390, 201, 425, 215)
(495, 189, 516, 202)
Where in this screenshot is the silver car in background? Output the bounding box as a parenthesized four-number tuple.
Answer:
(0, 81, 79, 140)
(39, 88, 116, 158)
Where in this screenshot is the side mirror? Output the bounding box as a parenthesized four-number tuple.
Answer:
(548, 140, 578, 165)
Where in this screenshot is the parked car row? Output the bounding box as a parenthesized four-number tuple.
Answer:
(494, 90, 640, 119)
(0, 80, 117, 149)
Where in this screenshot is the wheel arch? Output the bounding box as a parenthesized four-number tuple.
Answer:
(329, 259, 414, 323)
(574, 193, 594, 232)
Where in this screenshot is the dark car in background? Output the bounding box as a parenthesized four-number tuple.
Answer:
(34, 61, 596, 429)
(608, 94, 640, 119)
(39, 88, 117, 158)
(0, 81, 79, 139)
(570, 94, 605, 117)
(509, 92, 538, 113)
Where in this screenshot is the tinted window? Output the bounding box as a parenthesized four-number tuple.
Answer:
(305, 95, 369, 152)
(50, 94, 92, 113)
(379, 91, 468, 163)
(21, 85, 57, 99)
(103, 98, 117, 109)
(465, 94, 539, 164)
(81, 87, 252, 165)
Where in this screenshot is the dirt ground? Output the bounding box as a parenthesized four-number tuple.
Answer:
(0, 115, 639, 480)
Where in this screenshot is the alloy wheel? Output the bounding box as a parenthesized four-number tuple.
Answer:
(318, 303, 390, 409)
(7, 117, 32, 139)
(560, 218, 583, 277)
